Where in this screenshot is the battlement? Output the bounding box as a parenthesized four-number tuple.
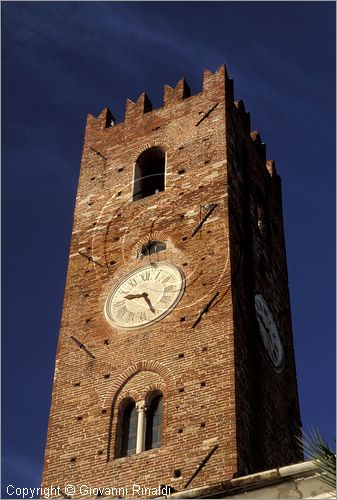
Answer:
(86, 64, 233, 130)
(85, 65, 276, 176)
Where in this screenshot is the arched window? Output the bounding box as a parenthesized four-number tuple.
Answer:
(139, 240, 166, 259)
(120, 400, 138, 457)
(145, 394, 163, 450)
(133, 147, 165, 201)
(255, 187, 271, 248)
(257, 203, 267, 233)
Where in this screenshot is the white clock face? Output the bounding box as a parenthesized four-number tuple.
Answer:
(105, 263, 185, 330)
(255, 294, 284, 370)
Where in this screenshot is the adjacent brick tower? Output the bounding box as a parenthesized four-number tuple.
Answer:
(42, 65, 302, 498)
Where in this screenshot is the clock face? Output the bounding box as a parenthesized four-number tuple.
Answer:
(254, 294, 284, 371)
(105, 263, 185, 330)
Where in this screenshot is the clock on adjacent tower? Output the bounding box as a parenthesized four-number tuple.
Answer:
(255, 293, 284, 371)
(42, 65, 302, 497)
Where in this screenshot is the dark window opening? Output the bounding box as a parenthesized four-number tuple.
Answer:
(255, 188, 271, 249)
(256, 188, 269, 234)
(133, 147, 165, 201)
(257, 204, 267, 233)
(145, 394, 163, 451)
(139, 240, 166, 258)
(120, 401, 138, 457)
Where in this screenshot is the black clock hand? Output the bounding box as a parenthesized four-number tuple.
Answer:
(125, 293, 144, 300)
(258, 313, 270, 333)
(142, 292, 155, 314)
(124, 292, 155, 313)
(258, 313, 275, 354)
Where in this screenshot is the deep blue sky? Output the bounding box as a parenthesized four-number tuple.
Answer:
(2, 1, 336, 496)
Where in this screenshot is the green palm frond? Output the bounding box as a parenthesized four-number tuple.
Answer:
(297, 428, 336, 492)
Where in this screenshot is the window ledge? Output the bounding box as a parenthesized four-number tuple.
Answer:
(113, 446, 163, 462)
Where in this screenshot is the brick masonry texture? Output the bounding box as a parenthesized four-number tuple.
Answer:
(41, 65, 302, 498)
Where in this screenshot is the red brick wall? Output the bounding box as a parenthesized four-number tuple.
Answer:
(41, 65, 301, 498)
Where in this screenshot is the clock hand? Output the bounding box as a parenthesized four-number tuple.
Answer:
(258, 313, 270, 333)
(124, 292, 155, 313)
(142, 292, 155, 314)
(124, 293, 144, 300)
(257, 314, 275, 354)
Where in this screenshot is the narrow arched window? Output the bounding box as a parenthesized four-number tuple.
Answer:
(255, 187, 271, 248)
(120, 400, 138, 457)
(257, 203, 267, 233)
(133, 147, 165, 201)
(145, 394, 163, 450)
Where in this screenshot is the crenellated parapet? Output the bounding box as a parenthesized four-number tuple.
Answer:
(85, 65, 274, 177)
(86, 64, 234, 130)
(86, 107, 115, 130)
(266, 159, 278, 177)
(125, 92, 152, 121)
(234, 99, 251, 134)
(163, 77, 191, 105)
(250, 130, 266, 164)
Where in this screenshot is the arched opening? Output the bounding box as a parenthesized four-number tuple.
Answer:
(145, 393, 163, 450)
(139, 240, 166, 259)
(120, 399, 138, 457)
(255, 188, 270, 242)
(133, 147, 165, 201)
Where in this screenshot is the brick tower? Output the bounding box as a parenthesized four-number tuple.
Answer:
(42, 65, 302, 498)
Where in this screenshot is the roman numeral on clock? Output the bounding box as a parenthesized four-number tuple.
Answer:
(116, 306, 128, 320)
(125, 311, 135, 323)
(140, 271, 151, 281)
(161, 274, 172, 284)
(137, 311, 148, 322)
(160, 295, 171, 306)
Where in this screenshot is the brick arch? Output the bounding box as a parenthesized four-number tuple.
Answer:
(109, 360, 177, 399)
(136, 232, 168, 249)
(116, 382, 166, 408)
(131, 141, 170, 163)
(141, 382, 166, 403)
(116, 388, 142, 404)
(106, 360, 179, 461)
